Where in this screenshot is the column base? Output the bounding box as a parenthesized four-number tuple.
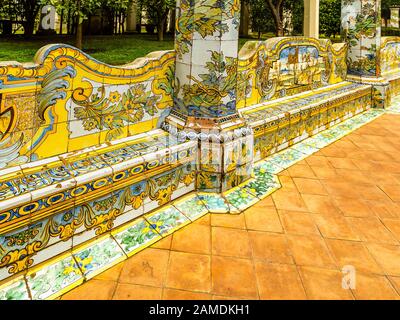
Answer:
(162, 113, 254, 193)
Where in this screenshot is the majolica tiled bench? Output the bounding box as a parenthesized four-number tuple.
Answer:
(240, 81, 372, 162)
(0, 129, 197, 280)
(381, 36, 400, 97)
(235, 38, 373, 162)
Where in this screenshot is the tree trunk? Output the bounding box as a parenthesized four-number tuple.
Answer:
(239, 1, 249, 37)
(157, 21, 164, 41)
(267, 0, 284, 37)
(276, 20, 284, 36)
(76, 22, 83, 49)
(60, 9, 64, 34)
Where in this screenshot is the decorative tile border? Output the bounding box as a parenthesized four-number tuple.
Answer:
(0, 108, 387, 300)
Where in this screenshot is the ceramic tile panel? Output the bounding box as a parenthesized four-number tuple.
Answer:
(26, 253, 83, 300)
(223, 187, 259, 212)
(144, 206, 190, 237)
(173, 194, 209, 221)
(197, 192, 234, 214)
(0, 276, 30, 300)
(112, 217, 161, 257)
(72, 235, 125, 280)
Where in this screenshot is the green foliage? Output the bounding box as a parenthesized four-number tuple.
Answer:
(320, 0, 341, 38)
(136, 0, 175, 26)
(247, 0, 303, 36)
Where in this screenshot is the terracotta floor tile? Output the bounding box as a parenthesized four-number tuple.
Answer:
(393, 174, 400, 184)
(311, 166, 339, 180)
(335, 169, 373, 185)
(388, 276, 400, 295)
(366, 200, 400, 219)
(301, 194, 341, 215)
(287, 164, 317, 179)
(354, 160, 385, 172)
(244, 206, 283, 233)
(277, 176, 298, 192)
(279, 210, 320, 235)
(211, 227, 252, 258)
(365, 171, 398, 185)
(212, 295, 247, 300)
(298, 266, 354, 300)
(254, 262, 306, 300)
(249, 231, 293, 264)
(118, 248, 169, 287)
(346, 217, 398, 245)
(379, 184, 400, 202)
(166, 251, 211, 292)
(320, 146, 350, 158)
(210, 213, 246, 229)
(211, 256, 258, 299)
(327, 157, 359, 170)
(253, 196, 275, 208)
(286, 234, 336, 269)
(94, 262, 124, 282)
(366, 243, 400, 276)
(112, 284, 162, 300)
(272, 190, 308, 212)
(321, 180, 362, 199)
(171, 223, 211, 255)
(193, 214, 211, 226)
(357, 184, 393, 201)
(382, 219, 400, 242)
(333, 197, 374, 217)
(162, 288, 212, 300)
(150, 235, 172, 250)
(332, 140, 358, 150)
(306, 155, 334, 168)
(325, 239, 382, 274)
(293, 178, 328, 196)
(352, 274, 399, 300)
(313, 214, 360, 241)
(61, 280, 117, 300)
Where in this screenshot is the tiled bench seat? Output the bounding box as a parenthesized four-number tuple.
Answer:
(240, 81, 372, 161)
(0, 129, 197, 281)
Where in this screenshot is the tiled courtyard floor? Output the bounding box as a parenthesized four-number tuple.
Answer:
(61, 114, 400, 300)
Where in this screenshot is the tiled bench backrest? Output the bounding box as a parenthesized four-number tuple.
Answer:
(236, 37, 348, 109)
(0, 45, 175, 170)
(380, 37, 400, 96)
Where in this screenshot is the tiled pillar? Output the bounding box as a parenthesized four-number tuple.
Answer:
(390, 6, 400, 28)
(164, 0, 254, 192)
(304, 0, 320, 38)
(341, 0, 390, 108)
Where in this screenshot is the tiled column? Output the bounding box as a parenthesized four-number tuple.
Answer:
(390, 6, 400, 28)
(341, 0, 390, 108)
(304, 0, 320, 38)
(164, 0, 254, 192)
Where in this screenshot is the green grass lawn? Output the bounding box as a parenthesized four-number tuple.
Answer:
(0, 33, 265, 65)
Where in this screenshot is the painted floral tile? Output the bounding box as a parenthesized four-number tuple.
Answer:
(112, 218, 161, 257)
(267, 148, 307, 169)
(224, 187, 259, 212)
(291, 141, 320, 156)
(197, 192, 235, 214)
(0, 277, 30, 300)
(242, 176, 280, 200)
(72, 236, 125, 280)
(173, 194, 209, 221)
(144, 206, 190, 236)
(27, 254, 83, 300)
(254, 159, 284, 174)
